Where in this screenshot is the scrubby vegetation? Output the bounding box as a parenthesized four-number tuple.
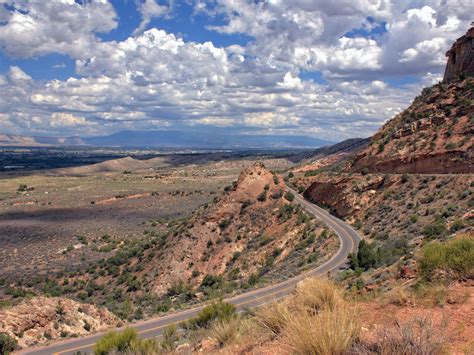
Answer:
(179, 278, 362, 354)
(419, 235, 474, 281)
(0, 332, 17, 354)
(94, 327, 177, 355)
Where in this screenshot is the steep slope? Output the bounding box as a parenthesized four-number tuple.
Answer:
(289, 28, 474, 294)
(6, 163, 338, 323)
(145, 162, 339, 295)
(351, 27, 473, 174)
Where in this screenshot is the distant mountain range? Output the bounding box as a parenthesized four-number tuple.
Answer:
(0, 130, 334, 149)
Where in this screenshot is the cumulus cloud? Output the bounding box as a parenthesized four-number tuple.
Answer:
(50, 112, 89, 127)
(0, 0, 117, 59)
(1, 0, 473, 140)
(133, 0, 171, 35)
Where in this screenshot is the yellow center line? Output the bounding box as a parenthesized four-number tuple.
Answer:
(53, 286, 294, 354)
(49, 190, 358, 355)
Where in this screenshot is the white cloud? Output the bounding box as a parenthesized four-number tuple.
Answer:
(50, 112, 89, 127)
(0, 0, 117, 59)
(133, 0, 171, 35)
(8, 66, 32, 82)
(1, 0, 473, 141)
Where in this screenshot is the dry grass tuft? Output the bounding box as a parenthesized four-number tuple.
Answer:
(362, 316, 449, 355)
(209, 317, 242, 346)
(255, 278, 360, 355)
(255, 299, 291, 336)
(283, 302, 360, 355)
(293, 277, 342, 311)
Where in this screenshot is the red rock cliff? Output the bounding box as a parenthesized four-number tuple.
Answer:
(444, 27, 474, 83)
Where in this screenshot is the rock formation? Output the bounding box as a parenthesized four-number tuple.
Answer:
(444, 26, 474, 83)
(350, 26, 474, 174)
(0, 296, 118, 348)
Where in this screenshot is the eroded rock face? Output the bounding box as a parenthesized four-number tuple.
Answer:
(349, 26, 473, 175)
(350, 77, 473, 174)
(0, 297, 118, 348)
(444, 27, 474, 83)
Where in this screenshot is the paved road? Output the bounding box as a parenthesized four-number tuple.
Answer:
(20, 187, 361, 355)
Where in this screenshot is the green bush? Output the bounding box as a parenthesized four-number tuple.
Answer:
(349, 240, 378, 271)
(257, 191, 267, 202)
(186, 300, 235, 329)
(284, 191, 295, 202)
(419, 236, 474, 281)
(94, 328, 137, 355)
(422, 222, 447, 239)
(0, 333, 17, 354)
(200, 274, 223, 289)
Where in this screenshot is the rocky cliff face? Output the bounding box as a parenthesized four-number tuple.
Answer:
(444, 27, 474, 83)
(351, 78, 473, 174)
(350, 27, 473, 175)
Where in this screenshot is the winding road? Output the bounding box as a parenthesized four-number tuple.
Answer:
(20, 187, 361, 355)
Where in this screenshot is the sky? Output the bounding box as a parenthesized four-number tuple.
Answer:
(0, 0, 472, 141)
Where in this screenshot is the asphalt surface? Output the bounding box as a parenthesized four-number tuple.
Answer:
(20, 186, 361, 355)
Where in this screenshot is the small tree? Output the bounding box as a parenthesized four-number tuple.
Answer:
(0, 333, 17, 355)
(284, 191, 295, 202)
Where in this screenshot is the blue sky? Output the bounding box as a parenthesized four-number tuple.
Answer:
(0, 0, 472, 141)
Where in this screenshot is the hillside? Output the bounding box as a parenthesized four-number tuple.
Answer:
(0, 162, 338, 340)
(289, 27, 474, 293)
(351, 27, 473, 174)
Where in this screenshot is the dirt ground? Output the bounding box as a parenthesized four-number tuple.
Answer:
(0, 159, 292, 281)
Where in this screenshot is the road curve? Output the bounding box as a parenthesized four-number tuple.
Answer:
(20, 187, 361, 355)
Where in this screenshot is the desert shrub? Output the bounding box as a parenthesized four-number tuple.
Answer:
(256, 278, 360, 355)
(186, 300, 235, 329)
(94, 328, 138, 355)
(293, 277, 342, 312)
(349, 240, 378, 270)
(255, 300, 291, 336)
(288, 172, 294, 178)
(284, 191, 295, 202)
(240, 199, 252, 212)
(160, 324, 179, 352)
(278, 204, 295, 222)
(167, 279, 193, 298)
(274, 278, 360, 354)
(422, 221, 447, 239)
(419, 235, 474, 281)
(257, 190, 267, 202)
(0, 333, 17, 354)
(283, 302, 360, 355)
(210, 317, 242, 346)
(219, 218, 231, 230)
(449, 218, 465, 233)
(200, 274, 223, 290)
(363, 317, 447, 355)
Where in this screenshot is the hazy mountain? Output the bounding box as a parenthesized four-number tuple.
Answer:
(83, 130, 333, 149)
(0, 130, 332, 149)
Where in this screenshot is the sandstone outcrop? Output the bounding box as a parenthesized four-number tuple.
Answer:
(350, 27, 474, 175)
(0, 296, 118, 348)
(444, 26, 474, 83)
